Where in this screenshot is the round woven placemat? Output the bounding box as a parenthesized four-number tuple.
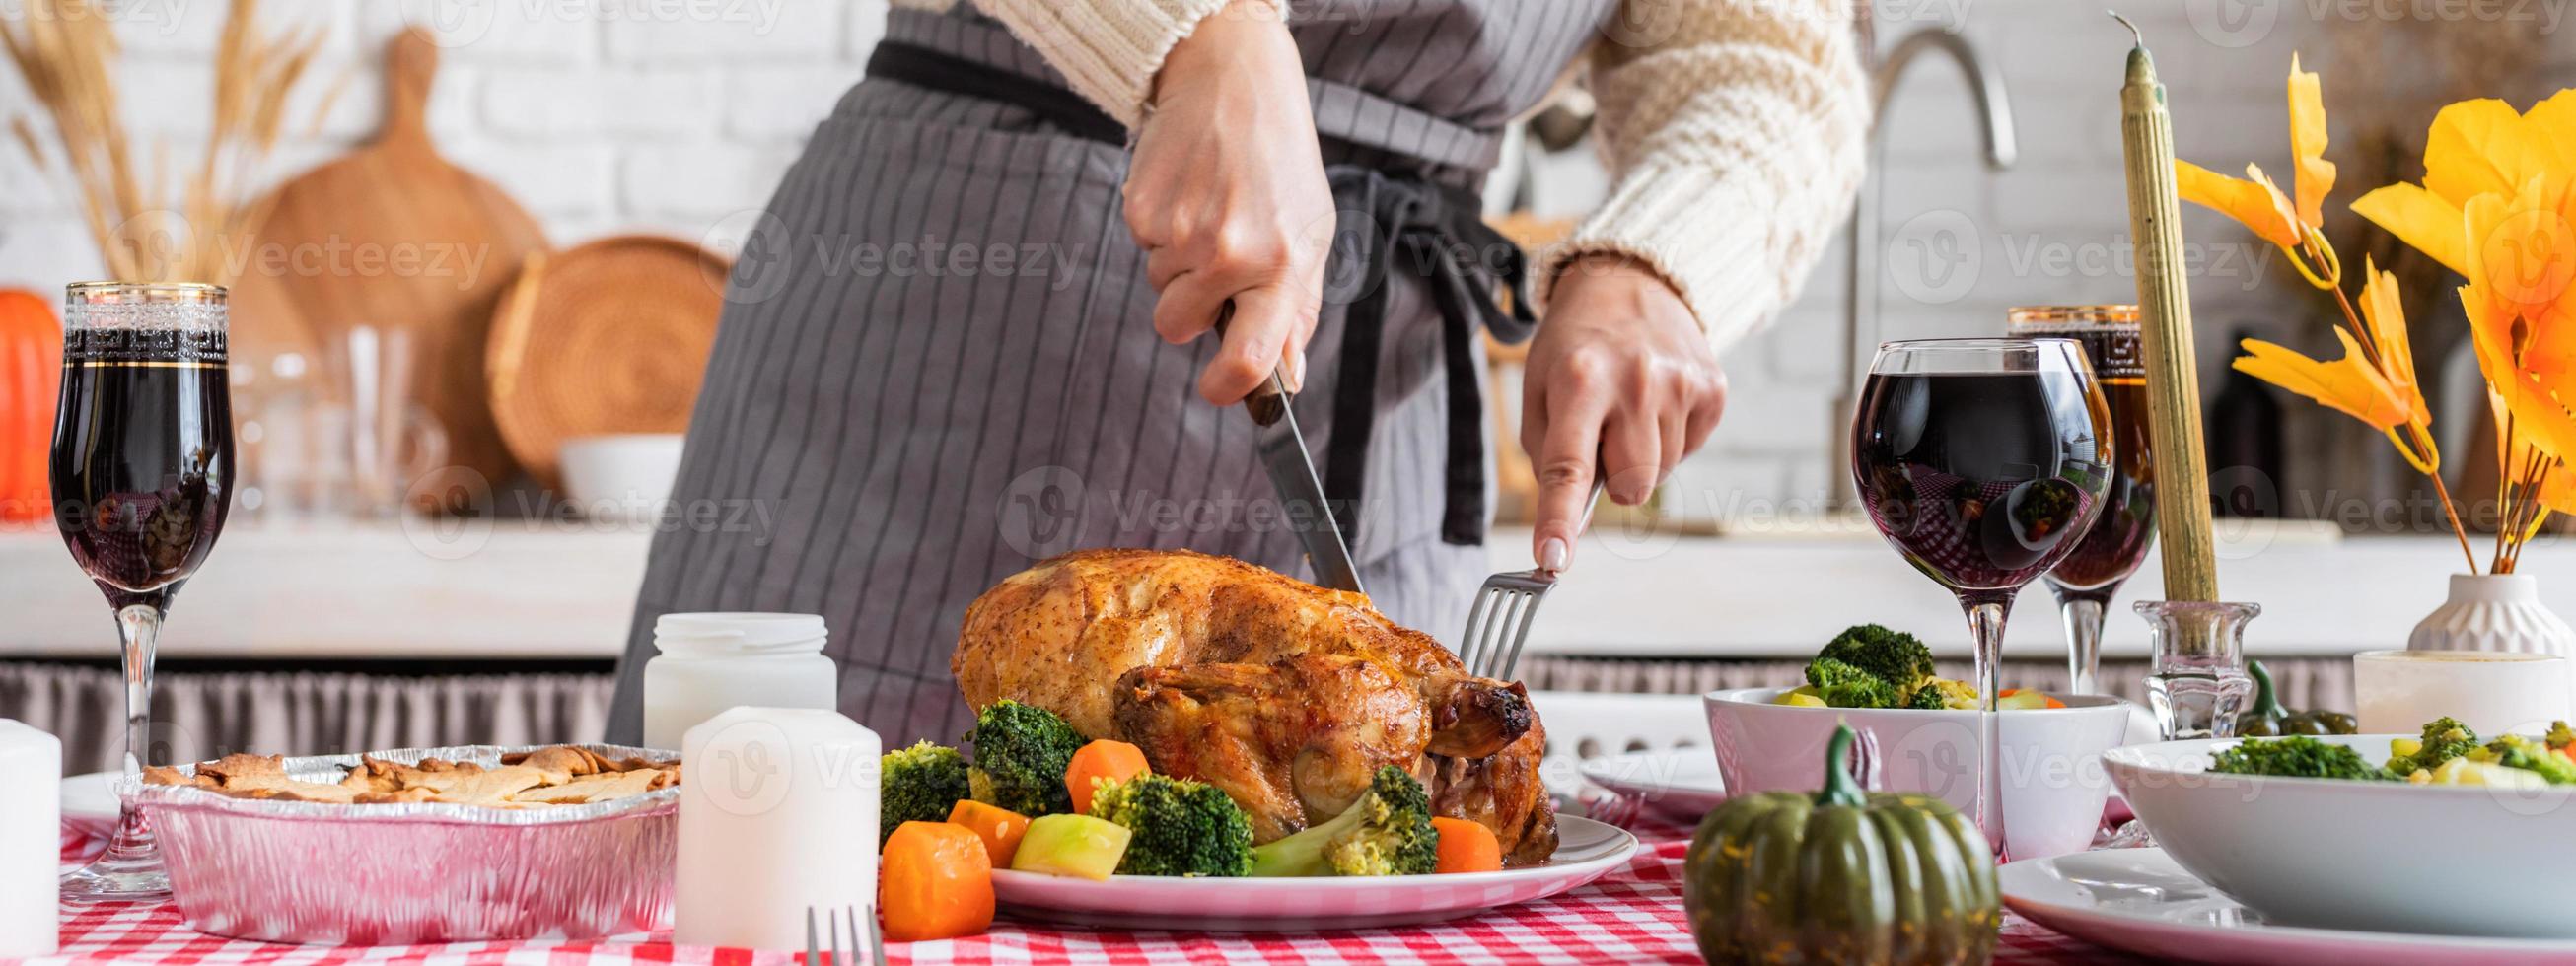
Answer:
(486, 235, 730, 486)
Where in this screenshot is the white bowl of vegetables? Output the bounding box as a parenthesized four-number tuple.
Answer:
(1703, 625, 2139, 861)
(2105, 720, 2576, 939)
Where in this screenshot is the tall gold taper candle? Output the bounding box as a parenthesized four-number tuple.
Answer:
(2113, 14, 2220, 603)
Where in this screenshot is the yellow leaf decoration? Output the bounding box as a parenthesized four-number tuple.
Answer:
(2352, 182, 2469, 276)
(2234, 330, 2414, 431)
(2355, 259, 2430, 426)
(2289, 53, 2336, 228)
(2423, 99, 2555, 207)
(2176, 160, 2301, 248)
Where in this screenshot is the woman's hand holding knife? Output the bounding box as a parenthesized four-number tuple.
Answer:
(1125, 0, 1332, 406)
(1129, 5, 1731, 577)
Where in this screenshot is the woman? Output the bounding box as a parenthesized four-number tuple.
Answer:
(606, 0, 1867, 745)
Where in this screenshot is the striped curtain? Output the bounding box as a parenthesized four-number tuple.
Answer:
(0, 662, 614, 774)
(1520, 656, 2357, 714)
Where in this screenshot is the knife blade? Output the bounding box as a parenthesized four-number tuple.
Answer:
(1214, 304, 1367, 595)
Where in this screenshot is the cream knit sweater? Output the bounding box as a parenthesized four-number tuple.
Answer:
(890, 0, 1869, 354)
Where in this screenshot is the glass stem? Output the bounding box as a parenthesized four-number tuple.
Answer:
(2053, 590, 2110, 696)
(104, 603, 163, 863)
(1962, 592, 2012, 859)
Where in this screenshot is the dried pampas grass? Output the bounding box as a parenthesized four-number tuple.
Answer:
(3, 0, 332, 285)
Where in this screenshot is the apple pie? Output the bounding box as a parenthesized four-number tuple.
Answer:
(142, 745, 680, 807)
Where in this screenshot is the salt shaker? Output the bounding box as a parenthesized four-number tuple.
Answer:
(0, 721, 60, 957)
(676, 707, 879, 950)
(642, 613, 837, 749)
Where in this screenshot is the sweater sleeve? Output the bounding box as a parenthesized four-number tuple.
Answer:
(964, 0, 1291, 128)
(1538, 0, 1871, 354)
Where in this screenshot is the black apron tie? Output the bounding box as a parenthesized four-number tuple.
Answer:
(864, 42, 1537, 550)
(1320, 168, 1535, 548)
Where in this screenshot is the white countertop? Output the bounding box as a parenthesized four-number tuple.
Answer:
(0, 518, 2553, 661)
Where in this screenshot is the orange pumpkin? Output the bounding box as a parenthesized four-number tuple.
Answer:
(0, 289, 59, 525)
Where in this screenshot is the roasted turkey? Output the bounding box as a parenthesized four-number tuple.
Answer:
(952, 548, 1558, 866)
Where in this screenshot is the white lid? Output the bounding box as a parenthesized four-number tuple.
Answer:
(654, 613, 827, 657)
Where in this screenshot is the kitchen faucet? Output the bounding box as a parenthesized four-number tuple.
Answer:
(1829, 12, 2019, 510)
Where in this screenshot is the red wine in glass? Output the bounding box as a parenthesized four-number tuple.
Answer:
(1850, 338, 2111, 855)
(50, 282, 235, 903)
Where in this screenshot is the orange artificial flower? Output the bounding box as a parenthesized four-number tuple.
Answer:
(2287, 53, 2337, 228)
(2177, 161, 2302, 248)
(2234, 330, 2414, 431)
(2353, 90, 2576, 282)
(2176, 55, 2342, 285)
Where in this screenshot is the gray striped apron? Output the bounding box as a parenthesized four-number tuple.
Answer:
(607, 1, 1617, 747)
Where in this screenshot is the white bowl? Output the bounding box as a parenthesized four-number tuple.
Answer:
(2106, 735, 2576, 939)
(1704, 687, 2134, 860)
(558, 434, 684, 518)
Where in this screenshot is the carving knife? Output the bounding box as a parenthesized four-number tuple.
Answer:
(1214, 304, 1367, 595)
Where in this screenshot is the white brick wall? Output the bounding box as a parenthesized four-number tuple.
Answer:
(4, 0, 2567, 521)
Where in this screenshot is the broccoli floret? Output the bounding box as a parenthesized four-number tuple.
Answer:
(964, 700, 1088, 816)
(2547, 721, 2575, 752)
(1804, 658, 1897, 708)
(1817, 625, 1937, 698)
(2469, 734, 2576, 786)
(1248, 765, 1436, 877)
(2209, 735, 2388, 781)
(2385, 717, 2479, 779)
(1820, 676, 1898, 709)
(1089, 774, 1254, 876)
(879, 741, 970, 846)
(1906, 678, 1978, 710)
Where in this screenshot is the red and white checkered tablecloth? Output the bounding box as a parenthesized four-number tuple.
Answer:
(33, 821, 2140, 964)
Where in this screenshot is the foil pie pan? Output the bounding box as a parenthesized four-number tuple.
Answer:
(126, 743, 678, 944)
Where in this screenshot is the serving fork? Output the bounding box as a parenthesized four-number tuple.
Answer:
(1459, 480, 1605, 682)
(805, 904, 885, 966)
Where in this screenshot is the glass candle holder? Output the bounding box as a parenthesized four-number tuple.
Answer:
(2136, 600, 2258, 740)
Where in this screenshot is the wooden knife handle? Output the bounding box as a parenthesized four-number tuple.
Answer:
(1210, 301, 1292, 424)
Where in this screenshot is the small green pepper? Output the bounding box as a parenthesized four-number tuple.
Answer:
(2235, 660, 2359, 736)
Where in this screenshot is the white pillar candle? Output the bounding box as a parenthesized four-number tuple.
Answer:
(2354, 650, 2572, 737)
(0, 721, 60, 958)
(676, 707, 879, 950)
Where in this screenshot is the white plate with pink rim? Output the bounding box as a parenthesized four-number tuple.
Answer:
(988, 815, 1637, 932)
(1576, 750, 1727, 822)
(2002, 848, 2576, 965)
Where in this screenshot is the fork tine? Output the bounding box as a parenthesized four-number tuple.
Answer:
(828, 904, 846, 966)
(862, 904, 886, 966)
(1480, 589, 1531, 678)
(806, 906, 822, 966)
(1458, 588, 1495, 666)
(1498, 587, 1546, 681)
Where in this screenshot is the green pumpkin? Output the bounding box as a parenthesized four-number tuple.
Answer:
(1683, 724, 1998, 965)
(2234, 660, 2359, 736)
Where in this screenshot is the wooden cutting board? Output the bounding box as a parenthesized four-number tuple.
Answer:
(229, 28, 546, 493)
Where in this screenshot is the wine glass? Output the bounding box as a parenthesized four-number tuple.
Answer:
(51, 282, 236, 903)
(1850, 338, 2112, 853)
(2007, 307, 2155, 696)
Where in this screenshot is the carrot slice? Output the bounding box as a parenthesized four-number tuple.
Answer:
(1431, 817, 1501, 873)
(1064, 739, 1150, 815)
(946, 799, 1031, 867)
(879, 821, 994, 942)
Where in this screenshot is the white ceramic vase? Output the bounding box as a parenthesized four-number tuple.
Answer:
(2406, 574, 2576, 657)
